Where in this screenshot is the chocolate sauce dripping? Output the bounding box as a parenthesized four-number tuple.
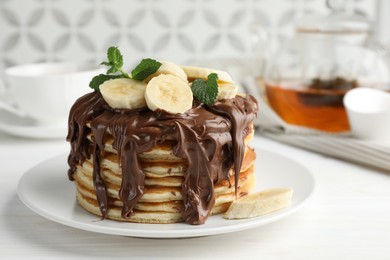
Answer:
(118, 139, 146, 218)
(67, 91, 258, 224)
(67, 92, 106, 180)
(174, 121, 215, 224)
(207, 95, 258, 195)
(90, 115, 109, 218)
(91, 142, 109, 217)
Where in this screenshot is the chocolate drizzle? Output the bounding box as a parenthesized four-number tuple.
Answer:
(67, 91, 258, 224)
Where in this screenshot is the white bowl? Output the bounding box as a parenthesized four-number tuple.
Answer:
(344, 87, 390, 145)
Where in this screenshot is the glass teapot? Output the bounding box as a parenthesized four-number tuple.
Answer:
(258, 4, 390, 132)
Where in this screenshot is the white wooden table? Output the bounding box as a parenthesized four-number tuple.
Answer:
(1, 132, 389, 259)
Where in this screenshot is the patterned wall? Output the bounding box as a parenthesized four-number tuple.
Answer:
(0, 0, 377, 73)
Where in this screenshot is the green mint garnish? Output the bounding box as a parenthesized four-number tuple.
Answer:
(89, 46, 161, 91)
(101, 46, 128, 76)
(89, 46, 130, 90)
(131, 58, 162, 81)
(89, 74, 125, 91)
(191, 73, 219, 105)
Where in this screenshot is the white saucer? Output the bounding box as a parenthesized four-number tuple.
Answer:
(17, 140, 316, 238)
(0, 109, 67, 139)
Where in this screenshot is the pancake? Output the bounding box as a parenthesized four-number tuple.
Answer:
(74, 156, 255, 202)
(67, 90, 258, 224)
(74, 165, 255, 223)
(72, 135, 257, 223)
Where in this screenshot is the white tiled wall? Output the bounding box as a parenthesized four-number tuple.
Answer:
(0, 0, 378, 72)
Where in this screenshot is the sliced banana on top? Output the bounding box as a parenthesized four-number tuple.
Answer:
(145, 61, 188, 83)
(145, 74, 193, 114)
(99, 78, 147, 109)
(224, 188, 293, 219)
(217, 83, 238, 100)
(181, 66, 234, 84)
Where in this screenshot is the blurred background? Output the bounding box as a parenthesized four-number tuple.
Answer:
(0, 0, 388, 72)
(1, 0, 390, 168)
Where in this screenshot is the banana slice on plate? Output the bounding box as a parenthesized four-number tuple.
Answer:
(217, 83, 238, 100)
(181, 66, 234, 84)
(224, 188, 293, 219)
(99, 78, 147, 109)
(145, 74, 193, 114)
(145, 61, 188, 83)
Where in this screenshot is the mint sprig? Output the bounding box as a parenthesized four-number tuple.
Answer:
(100, 46, 128, 76)
(89, 47, 163, 91)
(191, 73, 219, 105)
(89, 47, 129, 90)
(131, 58, 162, 81)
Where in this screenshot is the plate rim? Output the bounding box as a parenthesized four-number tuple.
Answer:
(17, 138, 316, 238)
(0, 110, 66, 139)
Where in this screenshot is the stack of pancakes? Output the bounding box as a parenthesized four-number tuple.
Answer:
(72, 124, 256, 224)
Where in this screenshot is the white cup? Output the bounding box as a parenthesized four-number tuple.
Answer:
(344, 87, 390, 145)
(0, 62, 104, 126)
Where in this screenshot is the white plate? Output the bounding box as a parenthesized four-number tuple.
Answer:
(0, 109, 66, 139)
(17, 139, 316, 238)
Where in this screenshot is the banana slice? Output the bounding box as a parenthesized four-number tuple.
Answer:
(99, 78, 147, 109)
(145, 61, 188, 83)
(224, 188, 293, 219)
(181, 66, 234, 83)
(217, 83, 238, 100)
(145, 74, 193, 114)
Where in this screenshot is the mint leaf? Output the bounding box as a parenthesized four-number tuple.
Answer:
(107, 46, 123, 71)
(89, 74, 125, 91)
(100, 46, 128, 76)
(206, 73, 219, 94)
(191, 73, 219, 105)
(131, 58, 162, 81)
(107, 46, 123, 66)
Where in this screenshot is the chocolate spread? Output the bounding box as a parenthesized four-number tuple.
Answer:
(67, 91, 258, 224)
